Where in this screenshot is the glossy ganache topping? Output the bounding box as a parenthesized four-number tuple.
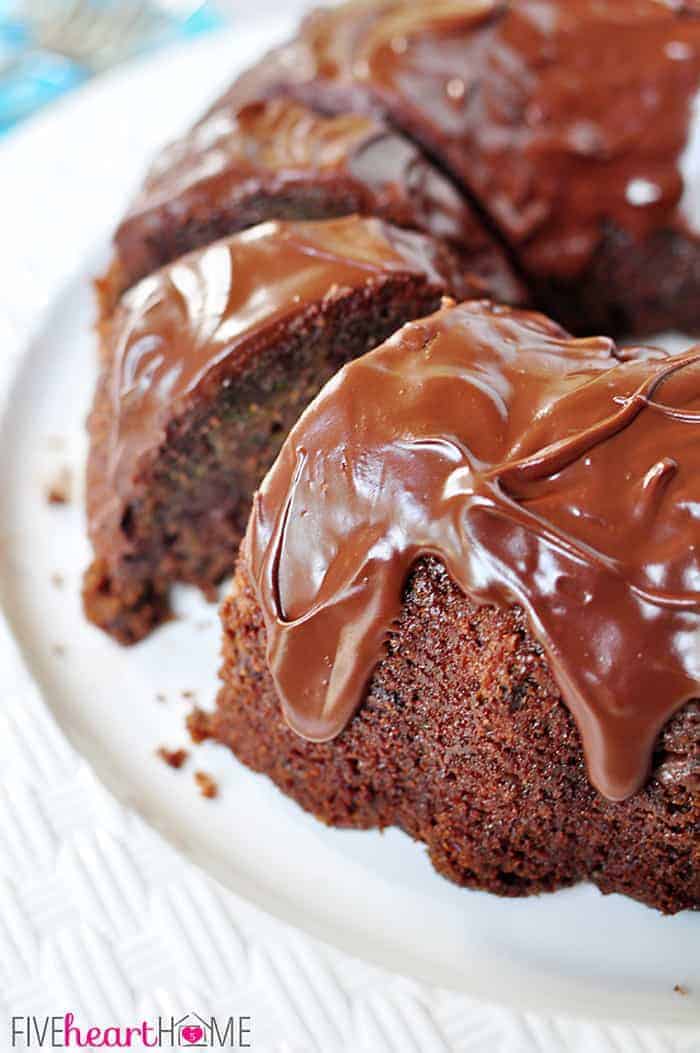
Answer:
(287, 0, 700, 277)
(245, 301, 700, 802)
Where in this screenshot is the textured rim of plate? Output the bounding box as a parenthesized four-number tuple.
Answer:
(0, 25, 697, 1040)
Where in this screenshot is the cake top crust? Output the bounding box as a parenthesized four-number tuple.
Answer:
(245, 300, 700, 801)
(235, 0, 700, 280)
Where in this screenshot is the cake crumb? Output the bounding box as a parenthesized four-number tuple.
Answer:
(187, 707, 211, 744)
(46, 467, 72, 505)
(194, 771, 218, 798)
(51, 573, 64, 589)
(673, 984, 689, 996)
(181, 689, 196, 701)
(157, 746, 189, 770)
(155, 692, 167, 703)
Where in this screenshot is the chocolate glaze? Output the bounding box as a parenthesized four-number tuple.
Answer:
(103, 216, 457, 515)
(245, 300, 700, 802)
(115, 96, 520, 299)
(233, 0, 700, 284)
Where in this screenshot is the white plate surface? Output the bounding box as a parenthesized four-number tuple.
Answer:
(0, 23, 698, 1039)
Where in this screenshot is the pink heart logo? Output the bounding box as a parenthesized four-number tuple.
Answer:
(181, 1025, 204, 1044)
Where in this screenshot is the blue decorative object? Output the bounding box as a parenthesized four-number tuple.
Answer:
(0, 0, 223, 134)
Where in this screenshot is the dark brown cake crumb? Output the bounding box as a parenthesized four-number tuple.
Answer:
(157, 746, 189, 769)
(194, 771, 218, 798)
(46, 467, 72, 505)
(674, 984, 689, 996)
(187, 707, 210, 744)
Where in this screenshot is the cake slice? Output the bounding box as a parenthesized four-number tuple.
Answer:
(83, 215, 470, 643)
(99, 95, 523, 315)
(197, 300, 699, 913)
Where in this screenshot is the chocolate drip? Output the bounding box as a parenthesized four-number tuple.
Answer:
(246, 301, 700, 801)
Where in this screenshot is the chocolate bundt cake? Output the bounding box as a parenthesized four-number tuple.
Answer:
(215, 0, 700, 335)
(193, 301, 699, 914)
(98, 95, 524, 316)
(84, 216, 471, 643)
(82, 0, 700, 914)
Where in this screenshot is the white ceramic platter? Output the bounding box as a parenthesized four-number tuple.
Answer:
(0, 22, 697, 1033)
